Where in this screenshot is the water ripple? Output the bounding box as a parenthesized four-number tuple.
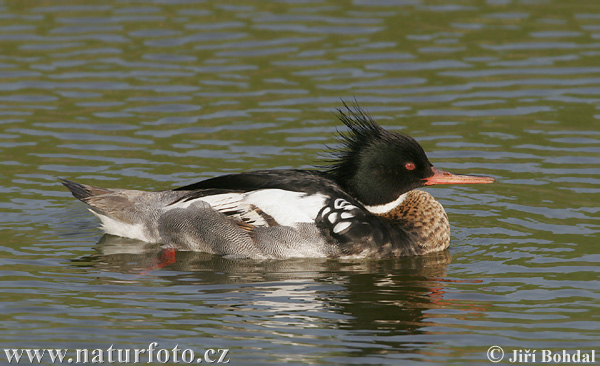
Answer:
(1, 1, 599, 365)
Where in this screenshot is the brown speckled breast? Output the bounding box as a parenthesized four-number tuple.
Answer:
(379, 190, 450, 255)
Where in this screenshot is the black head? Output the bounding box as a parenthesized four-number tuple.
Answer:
(324, 104, 435, 206)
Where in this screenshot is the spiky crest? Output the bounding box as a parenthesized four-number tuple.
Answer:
(323, 102, 426, 187)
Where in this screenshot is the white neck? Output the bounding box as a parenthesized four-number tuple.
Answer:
(364, 193, 408, 214)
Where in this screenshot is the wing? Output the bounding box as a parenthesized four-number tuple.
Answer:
(174, 171, 276, 192)
(169, 169, 356, 228)
(174, 169, 347, 196)
(166, 189, 329, 229)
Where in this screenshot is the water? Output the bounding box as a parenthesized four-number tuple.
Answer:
(1, 0, 599, 365)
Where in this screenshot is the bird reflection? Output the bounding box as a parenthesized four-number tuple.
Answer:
(72, 234, 456, 352)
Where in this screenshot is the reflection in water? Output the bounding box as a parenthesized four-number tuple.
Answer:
(79, 234, 452, 278)
(72, 234, 455, 356)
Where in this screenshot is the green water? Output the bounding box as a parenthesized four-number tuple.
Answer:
(1, 1, 599, 365)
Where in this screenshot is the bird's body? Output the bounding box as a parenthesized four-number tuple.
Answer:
(62, 106, 494, 259)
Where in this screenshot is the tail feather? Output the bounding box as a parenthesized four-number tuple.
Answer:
(61, 178, 153, 240)
(61, 178, 137, 223)
(61, 178, 190, 243)
(60, 178, 112, 201)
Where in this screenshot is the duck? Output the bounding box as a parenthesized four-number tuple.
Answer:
(62, 105, 495, 259)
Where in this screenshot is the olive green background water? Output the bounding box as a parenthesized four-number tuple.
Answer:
(0, 1, 599, 365)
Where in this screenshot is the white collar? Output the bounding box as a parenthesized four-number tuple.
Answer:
(364, 193, 407, 214)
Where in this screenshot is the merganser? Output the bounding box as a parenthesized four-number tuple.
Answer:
(62, 105, 495, 259)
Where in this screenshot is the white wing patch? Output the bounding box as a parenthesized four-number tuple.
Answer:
(166, 189, 327, 228)
(169, 193, 244, 210)
(245, 189, 327, 227)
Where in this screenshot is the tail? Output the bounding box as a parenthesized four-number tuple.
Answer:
(61, 178, 128, 220)
(60, 178, 113, 202)
(61, 178, 185, 242)
(61, 178, 150, 240)
(61, 178, 141, 220)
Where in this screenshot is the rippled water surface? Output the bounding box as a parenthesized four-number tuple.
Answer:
(1, 1, 599, 365)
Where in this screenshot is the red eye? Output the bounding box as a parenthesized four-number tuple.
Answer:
(405, 162, 416, 170)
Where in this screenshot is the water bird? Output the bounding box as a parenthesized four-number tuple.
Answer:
(62, 106, 495, 259)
